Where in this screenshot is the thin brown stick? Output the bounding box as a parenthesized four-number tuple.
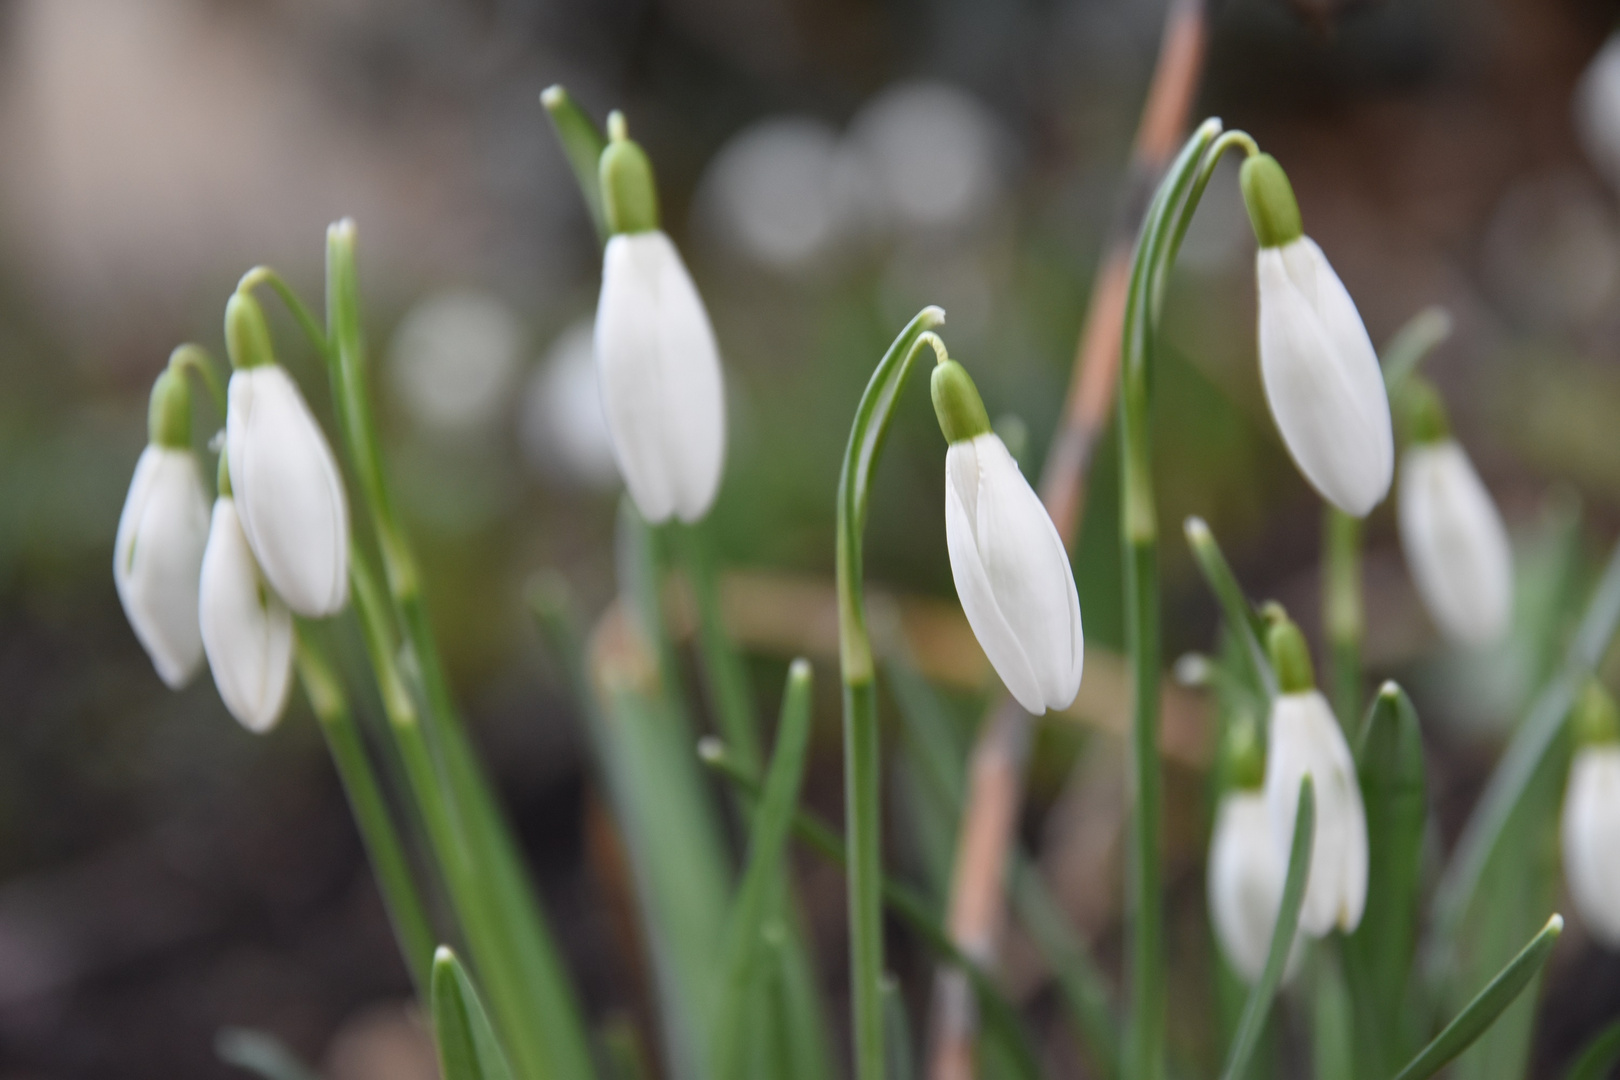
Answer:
(926, 1, 1209, 1074)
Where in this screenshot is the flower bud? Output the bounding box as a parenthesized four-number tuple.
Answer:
(600, 111, 660, 236)
(199, 494, 294, 732)
(114, 370, 210, 688)
(224, 292, 350, 616)
(1562, 684, 1620, 946)
(938, 360, 1082, 713)
(1209, 788, 1302, 984)
(594, 227, 726, 524)
(1244, 156, 1393, 517)
(1396, 389, 1512, 647)
(1262, 614, 1367, 935)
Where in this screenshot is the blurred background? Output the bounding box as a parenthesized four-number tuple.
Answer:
(4, 0, 1620, 1075)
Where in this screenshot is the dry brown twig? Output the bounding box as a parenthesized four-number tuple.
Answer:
(926, 1, 1211, 1075)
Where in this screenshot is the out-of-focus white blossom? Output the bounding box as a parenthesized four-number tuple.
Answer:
(1209, 790, 1301, 984)
(520, 319, 619, 490)
(389, 290, 523, 433)
(849, 81, 1005, 234)
(1398, 438, 1513, 646)
(114, 444, 210, 688)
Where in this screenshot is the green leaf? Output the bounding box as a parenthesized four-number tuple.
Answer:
(882, 972, 916, 1080)
(1392, 916, 1563, 1080)
(432, 947, 517, 1080)
(215, 1028, 323, 1080)
(1310, 948, 1353, 1080)
(540, 85, 609, 242)
(1562, 1019, 1620, 1080)
(1220, 776, 1314, 1080)
(712, 660, 815, 1080)
(1379, 306, 1452, 392)
(1184, 516, 1277, 705)
(1344, 682, 1426, 1077)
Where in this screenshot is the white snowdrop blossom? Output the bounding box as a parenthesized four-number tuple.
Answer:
(1398, 438, 1513, 646)
(224, 293, 350, 617)
(934, 358, 1082, 714)
(1265, 688, 1368, 936)
(1243, 153, 1393, 517)
(114, 444, 210, 688)
(199, 496, 294, 733)
(1209, 790, 1301, 984)
(1562, 682, 1620, 949)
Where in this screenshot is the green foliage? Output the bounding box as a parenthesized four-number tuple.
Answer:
(432, 947, 517, 1080)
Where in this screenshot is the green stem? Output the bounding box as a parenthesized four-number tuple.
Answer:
(166, 344, 228, 420)
(293, 629, 436, 997)
(674, 522, 762, 770)
(1323, 507, 1363, 732)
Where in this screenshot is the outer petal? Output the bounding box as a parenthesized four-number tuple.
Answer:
(595, 232, 727, 524)
(945, 440, 1044, 713)
(1398, 440, 1513, 646)
(1209, 791, 1301, 984)
(1562, 746, 1620, 946)
(226, 366, 350, 616)
(1265, 690, 1369, 935)
(967, 434, 1083, 709)
(1257, 238, 1394, 516)
(199, 498, 294, 733)
(114, 446, 210, 687)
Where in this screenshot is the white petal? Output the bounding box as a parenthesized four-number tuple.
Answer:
(1562, 746, 1620, 947)
(199, 498, 294, 733)
(1265, 690, 1369, 936)
(595, 231, 727, 524)
(1257, 238, 1394, 516)
(114, 446, 210, 688)
(966, 434, 1083, 709)
(1209, 792, 1303, 984)
(1398, 441, 1513, 646)
(226, 366, 350, 617)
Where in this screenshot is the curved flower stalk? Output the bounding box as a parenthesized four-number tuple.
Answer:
(199, 461, 295, 733)
(1241, 154, 1394, 517)
(1562, 681, 1620, 947)
(1263, 614, 1368, 936)
(932, 354, 1083, 713)
(1396, 379, 1512, 647)
(223, 290, 350, 618)
(114, 367, 210, 688)
(595, 111, 726, 524)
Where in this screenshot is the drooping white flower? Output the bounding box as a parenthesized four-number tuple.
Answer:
(594, 113, 726, 525)
(933, 357, 1083, 714)
(1561, 683, 1620, 948)
(1243, 153, 1393, 517)
(199, 495, 294, 733)
(224, 292, 350, 617)
(1398, 437, 1513, 646)
(114, 444, 210, 688)
(1209, 789, 1301, 984)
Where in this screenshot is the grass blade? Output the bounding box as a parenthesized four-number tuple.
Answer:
(1393, 916, 1563, 1080)
(215, 1028, 323, 1080)
(1562, 1019, 1620, 1080)
(433, 947, 517, 1080)
(1220, 777, 1314, 1080)
(539, 85, 609, 242)
(1185, 516, 1277, 705)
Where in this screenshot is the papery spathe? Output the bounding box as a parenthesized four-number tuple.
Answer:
(1209, 790, 1302, 984)
(114, 445, 210, 688)
(1562, 744, 1620, 947)
(199, 497, 294, 733)
(226, 364, 350, 617)
(1257, 237, 1394, 517)
(594, 231, 727, 524)
(944, 432, 1083, 714)
(1264, 689, 1368, 936)
(1398, 439, 1513, 646)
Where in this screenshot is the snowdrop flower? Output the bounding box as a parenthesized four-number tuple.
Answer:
(1562, 682, 1620, 947)
(1242, 153, 1393, 517)
(114, 366, 210, 688)
(1576, 32, 1620, 195)
(932, 351, 1082, 714)
(224, 290, 350, 617)
(1262, 615, 1367, 936)
(199, 464, 294, 733)
(1396, 380, 1513, 646)
(594, 111, 726, 523)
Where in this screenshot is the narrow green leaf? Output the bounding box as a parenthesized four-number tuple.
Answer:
(1394, 916, 1563, 1080)
(1562, 1019, 1620, 1080)
(882, 973, 916, 1080)
(597, 1017, 654, 1080)
(1311, 948, 1353, 1080)
(215, 1028, 323, 1080)
(540, 85, 609, 242)
(1380, 306, 1452, 392)
(1221, 777, 1314, 1080)
(1185, 516, 1277, 705)
(432, 947, 517, 1080)
(712, 660, 815, 1080)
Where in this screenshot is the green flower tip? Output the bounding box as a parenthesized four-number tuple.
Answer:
(224, 290, 276, 371)
(1399, 377, 1451, 446)
(147, 367, 191, 449)
(1574, 680, 1620, 747)
(1239, 153, 1304, 249)
(931, 359, 992, 444)
(600, 110, 659, 235)
(540, 84, 566, 110)
(216, 446, 233, 497)
(1266, 613, 1316, 694)
(1223, 716, 1266, 791)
